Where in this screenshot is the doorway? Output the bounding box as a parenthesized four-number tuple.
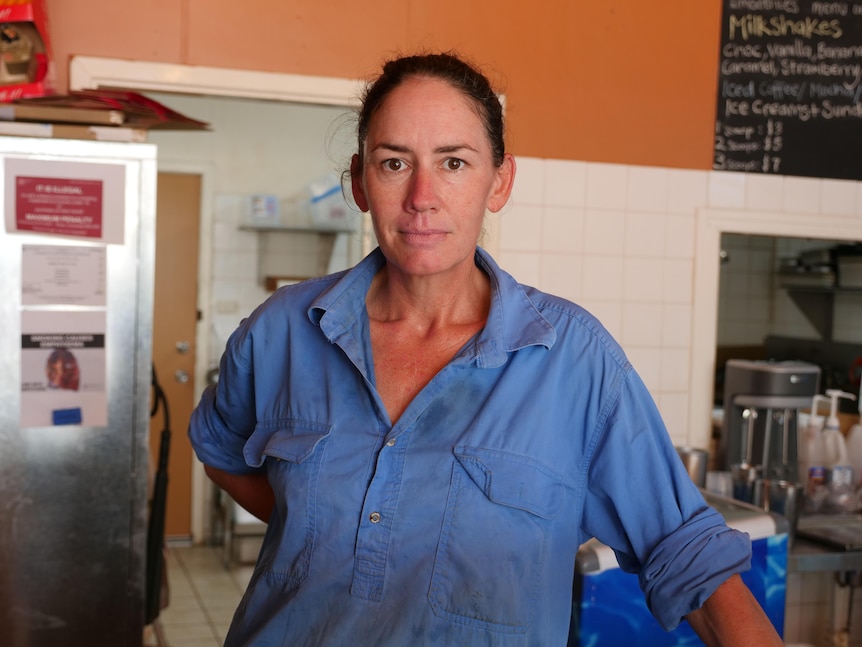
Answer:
(151, 171, 202, 539)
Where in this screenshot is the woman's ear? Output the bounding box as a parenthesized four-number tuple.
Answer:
(350, 154, 369, 212)
(487, 154, 516, 213)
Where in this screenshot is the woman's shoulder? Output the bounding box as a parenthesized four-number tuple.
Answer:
(520, 283, 630, 368)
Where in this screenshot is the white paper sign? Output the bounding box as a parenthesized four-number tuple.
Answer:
(21, 244, 107, 306)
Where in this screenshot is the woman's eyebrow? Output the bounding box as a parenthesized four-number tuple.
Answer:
(370, 142, 478, 155)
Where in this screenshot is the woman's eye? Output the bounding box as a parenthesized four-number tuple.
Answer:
(445, 158, 465, 171)
(384, 159, 404, 172)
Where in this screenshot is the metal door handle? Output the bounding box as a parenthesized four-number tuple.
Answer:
(175, 370, 190, 384)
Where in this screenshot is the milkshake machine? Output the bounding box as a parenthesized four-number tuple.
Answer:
(720, 359, 821, 501)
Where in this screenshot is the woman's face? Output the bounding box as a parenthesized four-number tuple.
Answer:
(352, 76, 514, 280)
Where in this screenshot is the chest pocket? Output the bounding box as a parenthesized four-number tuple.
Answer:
(246, 420, 330, 588)
(429, 445, 564, 633)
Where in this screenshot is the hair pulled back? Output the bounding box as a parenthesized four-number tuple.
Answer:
(356, 52, 506, 167)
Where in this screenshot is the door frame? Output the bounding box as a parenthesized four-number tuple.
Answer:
(156, 162, 214, 542)
(69, 57, 359, 543)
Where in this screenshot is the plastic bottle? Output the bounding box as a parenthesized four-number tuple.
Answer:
(821, 389, 855, 468)
(846, 382, 862, 487)
(798, 394, 827, 484)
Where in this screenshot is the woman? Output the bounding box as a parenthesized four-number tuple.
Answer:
(189, 52, 783, 646)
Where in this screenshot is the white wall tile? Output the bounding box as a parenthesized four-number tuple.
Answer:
(212, 251, 239, 280)
(660, 348, 691, 392)
(499, 204, 542, 251)
(708, 171, 747, 209)
(625, 212, 667, 257)
(663, 258, 694, 303)
(542, 206, 584, 254)
(540, 253, 582, 302)
(783, 176, 821, 213)
(745, 173, 784, 212)
(819, 178, 858, 216)
(627, 166, 669, 213)
(544, 159, 587, 207)
(621, 302, 663, 346)
(582, 256, 625, 300)
(584, 209, 626, 255)
(235, 251, 258, 282)
(585, 163, 628, 210)
(497, 251, 541, 286)
(664, 214, 696, 259)
(511, 157, 544, 205)
(667, 169, 708, 215)
(212, 221, 236, 252)
(623, 257, 664, 302)
(661, 304, 692, 348)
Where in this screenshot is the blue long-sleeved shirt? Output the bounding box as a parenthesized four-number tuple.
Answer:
(189, 247, 751, 646)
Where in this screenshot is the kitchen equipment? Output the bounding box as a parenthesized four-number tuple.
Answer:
(731, 408, 760, 502)
(570, 492, 788, 646)
(0, 137, 157, 646)
(675, 446, 708, 488)
(754, 479, 801, 548)
(720, 359, 821, 503)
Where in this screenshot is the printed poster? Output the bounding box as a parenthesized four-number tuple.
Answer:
(4, 157, 126, 243)
(20, 310, 107, 428)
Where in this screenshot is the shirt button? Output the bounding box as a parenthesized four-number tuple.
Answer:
(386, 438, 396, 447)
(369, 511, 381, 523)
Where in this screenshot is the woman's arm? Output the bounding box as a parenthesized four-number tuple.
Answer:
(205, 464, 275, 523)
(685, 574, 784, 646)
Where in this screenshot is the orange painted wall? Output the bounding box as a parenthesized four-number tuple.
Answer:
(44, 0, 723, 169)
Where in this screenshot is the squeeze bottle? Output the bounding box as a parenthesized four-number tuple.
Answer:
(821, 389, 855, 468)
(845, 382, 862, 486)
(798, 394, 827, 485)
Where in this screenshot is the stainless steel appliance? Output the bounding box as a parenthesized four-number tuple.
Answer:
(720, 359, 821, 499)
(0, 136, 157, 646)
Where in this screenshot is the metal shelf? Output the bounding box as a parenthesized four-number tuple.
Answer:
(783, 286, 862, 341)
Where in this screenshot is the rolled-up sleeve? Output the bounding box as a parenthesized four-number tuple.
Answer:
(639, 506, 751, 630)
(581, 365, 752, 630)
(188, 323, 262, 475)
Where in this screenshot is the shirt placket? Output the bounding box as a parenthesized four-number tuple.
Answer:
(350, 428, 408, 602)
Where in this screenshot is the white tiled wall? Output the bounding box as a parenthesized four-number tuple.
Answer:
(493, 159, 862, 449)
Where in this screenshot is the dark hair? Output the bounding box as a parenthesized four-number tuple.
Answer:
(356, 52, 506, 167)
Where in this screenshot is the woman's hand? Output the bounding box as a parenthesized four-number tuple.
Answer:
(204, 464, 275, 523)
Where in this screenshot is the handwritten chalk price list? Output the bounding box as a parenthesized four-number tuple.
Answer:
(714, 1, 862, 180)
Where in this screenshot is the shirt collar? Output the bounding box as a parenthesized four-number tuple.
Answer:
(309, 247, 556, 368)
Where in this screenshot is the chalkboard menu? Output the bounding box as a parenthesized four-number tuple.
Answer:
(714, 1, 862, 180)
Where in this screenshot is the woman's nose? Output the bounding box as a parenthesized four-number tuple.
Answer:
(405, 166, 436, 212)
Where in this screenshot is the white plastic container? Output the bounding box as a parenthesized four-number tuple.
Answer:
(821, 389, 854, 468)
(305, 174, 358, 232)
(798, 394, 826, 484)
(847, 381, 862, 486)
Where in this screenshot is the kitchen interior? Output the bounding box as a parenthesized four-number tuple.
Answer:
(2, 1, 862, 646)
(149, 84, 862, 645)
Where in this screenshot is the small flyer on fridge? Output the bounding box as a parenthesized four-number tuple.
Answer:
(20, 309, 107, 428)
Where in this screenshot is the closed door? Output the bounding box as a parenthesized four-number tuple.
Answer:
(151, 171, 201, 539)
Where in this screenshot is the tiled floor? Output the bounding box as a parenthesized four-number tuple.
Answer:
(144, 544, 253, 647)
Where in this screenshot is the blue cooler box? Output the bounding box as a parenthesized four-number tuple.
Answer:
(569, 492, 788, 646)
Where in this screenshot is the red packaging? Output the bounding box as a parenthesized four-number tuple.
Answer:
(0, 0, 53, 102)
